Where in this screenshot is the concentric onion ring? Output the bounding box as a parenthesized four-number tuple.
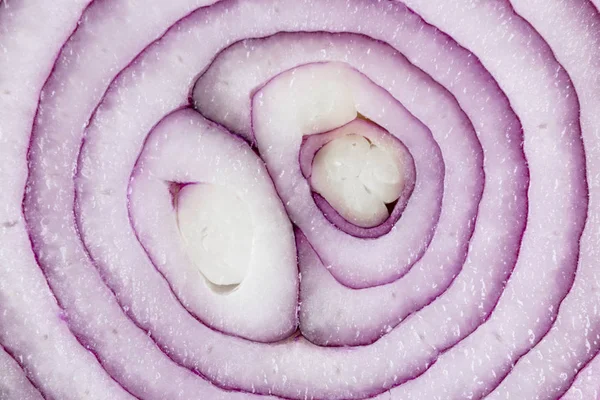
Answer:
(0, 0, 598, 399)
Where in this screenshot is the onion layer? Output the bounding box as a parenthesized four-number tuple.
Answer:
(129, 108, 298, 341)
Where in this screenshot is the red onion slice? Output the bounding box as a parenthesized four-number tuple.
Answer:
(252, 61, 443, 288)
(1, 0, 597, 398)
(26, 1, 483, 396)
(129, 108, 298, 341)
(194, 32, 524, 347)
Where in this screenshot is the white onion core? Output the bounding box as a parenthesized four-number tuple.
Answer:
(311, 132, 404, 228)
(176, 183, 254, 290)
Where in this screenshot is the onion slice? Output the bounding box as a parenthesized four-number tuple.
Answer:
(0, 0, 595, 398)
(24, 0, 528, 397)
(128, 108, 298, 341)
(252, 61, 443, 288)
(196, 32, 526, 347)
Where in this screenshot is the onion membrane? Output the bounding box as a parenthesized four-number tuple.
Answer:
(0, 0, 598, 399)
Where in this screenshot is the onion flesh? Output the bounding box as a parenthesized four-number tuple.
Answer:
(129, 108, 298, 341)
(0, 0, 597, 398)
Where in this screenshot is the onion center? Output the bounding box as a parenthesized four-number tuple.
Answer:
(175, 183, 254, 291)
(311, 129, 404, 228)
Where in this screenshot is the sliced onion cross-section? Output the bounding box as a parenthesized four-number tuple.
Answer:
(0, 0, 598, 399)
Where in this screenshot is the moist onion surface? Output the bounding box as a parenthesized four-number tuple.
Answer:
(0, 0, 599, 399)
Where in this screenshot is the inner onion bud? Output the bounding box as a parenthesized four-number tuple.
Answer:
(311, 132, 404, 228)
(175, 183, 253, 291)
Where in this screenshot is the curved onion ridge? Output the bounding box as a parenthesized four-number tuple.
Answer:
(0, 0, 598, 399)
